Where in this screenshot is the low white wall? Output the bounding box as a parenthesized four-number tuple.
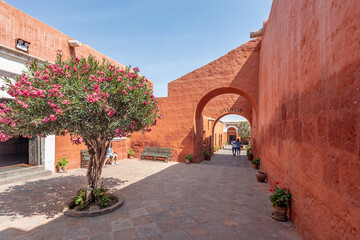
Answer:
(44, 135, 55, 172)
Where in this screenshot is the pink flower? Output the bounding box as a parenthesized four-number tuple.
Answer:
(133, 86, 136, 90)
(275, 181, 279, 184)
(71, 136, 83, 145)
(49, 114, 57, 121)
(143, 101, 147, 106)
(62, 100, 70, 104)
(133, 67, 139, 72)
(108, 108, 115, 116)
(73, 66, 77, 72)
(42, 117, 48, 123)
(66, 72, 71, 77)
(283, 187, 287, 190)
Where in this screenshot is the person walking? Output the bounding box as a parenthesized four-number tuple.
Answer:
(231, 139, 237, 156)
(236, 138, 241, 156)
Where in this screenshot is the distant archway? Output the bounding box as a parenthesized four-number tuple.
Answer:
(210, 113, 251, 154)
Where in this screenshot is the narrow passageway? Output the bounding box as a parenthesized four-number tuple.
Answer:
(203, 145, 250, 168)
(0, 150, 302, 239)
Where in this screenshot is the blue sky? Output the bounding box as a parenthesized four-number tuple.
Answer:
(6, 0, 272, 121)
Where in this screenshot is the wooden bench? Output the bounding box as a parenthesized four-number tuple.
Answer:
(141, 147, 172, 162)
(81, 150, 90, 168)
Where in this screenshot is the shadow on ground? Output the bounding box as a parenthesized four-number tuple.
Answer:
(0, 152, 302, 240)
(0, 175, 127, 219)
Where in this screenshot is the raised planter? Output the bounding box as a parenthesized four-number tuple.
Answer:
(64, 195, 124, 217)
(252, 163, 259, 169)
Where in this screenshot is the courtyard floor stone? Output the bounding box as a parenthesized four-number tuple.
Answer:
(0, 148, 302, 240)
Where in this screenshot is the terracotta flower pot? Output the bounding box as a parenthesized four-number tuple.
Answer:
(252, 163, 259, 169)
(247, 155, 253, 161)
(256, 171, 266, 182)
(185, 159, 191, 164)
(58, 167, 67, 173)
(128, 155, 133, 159)
(272, 206, 288, 221)
(205, 156, 211, 161)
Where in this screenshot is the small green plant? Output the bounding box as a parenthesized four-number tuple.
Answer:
(73, 189, 89, 209)
(246, 146, 252, 155)
(269, 181, 291, 208)
(128, 148, 135, 156)
(224, 142, 228, 145)
(204, 150, 211, 157)
(93, 183, 109, 207)
(248, 152, 253, 158)
(252, 157, 260, 165)
(56, 157, 69, 169)
(185, 154, 193, 161)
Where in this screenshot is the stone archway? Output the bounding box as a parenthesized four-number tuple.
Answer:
(193, 87, 258, 161)
(131, 39, 261, 162)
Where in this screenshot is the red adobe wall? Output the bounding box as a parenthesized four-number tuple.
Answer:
(259, 1, 360, 239)
(203, 94, 253, 123)
(54, 135, 131, 170)
(0, 1, 125, 67)
(131, 39, 261, 162)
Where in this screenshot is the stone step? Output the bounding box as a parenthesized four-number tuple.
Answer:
(0, 168, 52, 185)
(0, 165, 46, 179)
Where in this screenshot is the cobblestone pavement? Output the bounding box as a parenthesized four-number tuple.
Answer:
(0, 148, 302, 240)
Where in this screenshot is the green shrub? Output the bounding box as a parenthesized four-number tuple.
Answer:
(251, 157, 260, 165)
(128, 148, 135, 156)
(269, 181, 291, 207)
(185, 154, 193, 161)
(93, 184, 109, 207)
(56, 157, 69, 168)
(204, 150, 211, 157)
(246, 146, 252, 156)
(73, 189, 89, 209)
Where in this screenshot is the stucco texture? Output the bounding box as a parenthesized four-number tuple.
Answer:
(258, 0, 360, 239)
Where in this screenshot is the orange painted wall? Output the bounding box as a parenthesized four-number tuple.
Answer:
(203, 94, 252, 123)
(131, 40, 260, 163)
(0, 1, 125, 67)
(259, 0, 360, 239)
(54, 135, 131, 170)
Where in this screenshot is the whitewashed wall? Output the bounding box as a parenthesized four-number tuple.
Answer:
(0, 45, 55, 171)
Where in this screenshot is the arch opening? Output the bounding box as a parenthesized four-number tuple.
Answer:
(195, 88, 256, 161)
(210, 113, 251, 155)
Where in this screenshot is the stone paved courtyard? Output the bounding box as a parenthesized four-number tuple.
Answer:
(0, 148, 302, 240)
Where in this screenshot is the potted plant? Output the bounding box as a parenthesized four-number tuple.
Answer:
(269, 181, 291, 221)
(128, 148, 135, 159)
(256, 171, 267, 182)
(247, 152, 253, 161)
(56, 157, 69, 173)
(251, 157, 260, 169)
(204, 150, 211, 160)
(185, 154, 192, 164)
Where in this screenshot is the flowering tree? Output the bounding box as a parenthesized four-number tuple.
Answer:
(0, 53, 159, 202)
(237, 121, 250, 141)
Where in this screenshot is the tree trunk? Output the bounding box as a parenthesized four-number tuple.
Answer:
(85, 137, 110, 202)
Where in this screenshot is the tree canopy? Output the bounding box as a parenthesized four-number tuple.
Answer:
(0, 54, 160, 143)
